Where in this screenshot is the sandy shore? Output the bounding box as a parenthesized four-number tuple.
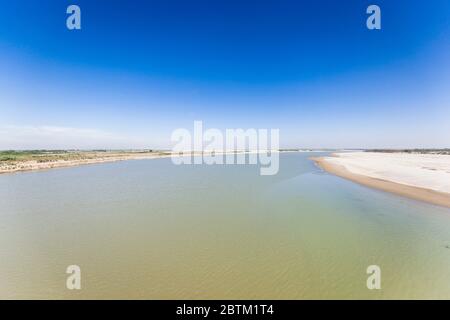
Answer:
(0, 150, 275, 174)
(0, 152, 174, 174)
(313, 152, 450, 208)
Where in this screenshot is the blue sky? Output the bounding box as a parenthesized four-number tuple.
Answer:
(0, 0, 449, 149)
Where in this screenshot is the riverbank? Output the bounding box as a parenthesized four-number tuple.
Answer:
(0, 150, 176, 174)
(0, 149, 288, 174)
(313, 152, 450, 208)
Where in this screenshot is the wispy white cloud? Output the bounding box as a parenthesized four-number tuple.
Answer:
(0, 125, 150, 150)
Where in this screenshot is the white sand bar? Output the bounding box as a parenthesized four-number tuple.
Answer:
(321, 152, 450, 194)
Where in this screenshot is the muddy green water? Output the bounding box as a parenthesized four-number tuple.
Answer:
(0, 152, 449, 299)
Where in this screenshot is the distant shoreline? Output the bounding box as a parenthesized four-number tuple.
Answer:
(0, 151, 173, 175)
(0, 149, 311, 175)
(313, 152, 450, 208)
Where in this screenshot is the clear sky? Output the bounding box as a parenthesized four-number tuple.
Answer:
(0, 0, 449, 149)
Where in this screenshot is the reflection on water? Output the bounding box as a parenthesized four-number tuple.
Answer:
(0, 152, 449, 299)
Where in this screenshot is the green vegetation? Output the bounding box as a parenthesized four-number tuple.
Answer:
(0, 150, 76, 163)
(0, 149, 161, 165)
(367, 149, 450, 155)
